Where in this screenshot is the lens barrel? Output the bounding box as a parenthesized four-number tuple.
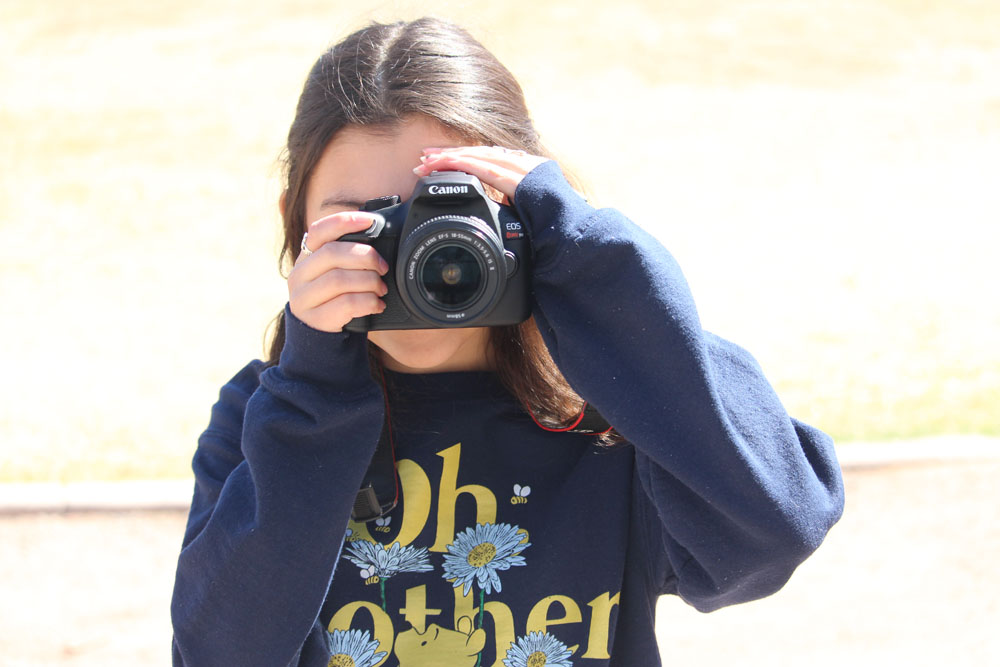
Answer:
(396, 215, 505, 326)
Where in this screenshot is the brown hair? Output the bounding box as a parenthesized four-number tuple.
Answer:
(267, 17, 616, 437)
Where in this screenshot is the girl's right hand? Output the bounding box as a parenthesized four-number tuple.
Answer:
(287, 212, 390, 333)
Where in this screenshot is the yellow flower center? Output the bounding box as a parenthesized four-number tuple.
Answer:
(466, 542, 497, 568)
(527, 651, 548, 667)
(328, 654, 356, 667)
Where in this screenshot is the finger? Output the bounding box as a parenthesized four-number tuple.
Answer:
(421, 145, 540, 172)
(422, 145, 522, 157)
(417, 147, 547, 201)
(291, 268, 388, 311)
(301, 211, 384, 253)
(296, 292, 387, 333)
(291, 241, 389, 286)
(415, 154, 524, 202)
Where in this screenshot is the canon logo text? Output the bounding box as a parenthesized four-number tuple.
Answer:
(428, 185, 469, 195)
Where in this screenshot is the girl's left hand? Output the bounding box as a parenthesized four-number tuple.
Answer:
(413, 146, 549, 205)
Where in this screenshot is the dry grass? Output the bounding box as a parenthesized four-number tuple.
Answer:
(2, 0, 998, 481)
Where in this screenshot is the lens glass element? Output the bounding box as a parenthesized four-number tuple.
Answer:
(419, 244, 483, 309)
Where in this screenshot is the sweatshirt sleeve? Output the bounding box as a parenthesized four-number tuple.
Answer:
(513, 161, 845, 612)
(170, 306, 384, 666)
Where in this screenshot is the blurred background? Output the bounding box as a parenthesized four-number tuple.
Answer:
(1, 0, 997, 665)
(2, 0, 998, 482)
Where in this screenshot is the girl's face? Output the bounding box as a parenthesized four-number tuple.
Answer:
(304, 116, 493, 374)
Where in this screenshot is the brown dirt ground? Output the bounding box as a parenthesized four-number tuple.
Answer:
(2, 461, 998, 666)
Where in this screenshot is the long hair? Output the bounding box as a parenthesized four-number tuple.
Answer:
(267, 17, 614, 437)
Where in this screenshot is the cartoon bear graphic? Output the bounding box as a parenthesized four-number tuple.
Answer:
(394, 616, 486, 666)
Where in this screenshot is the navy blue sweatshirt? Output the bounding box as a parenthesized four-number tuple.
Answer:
(171, 161, 844, 667)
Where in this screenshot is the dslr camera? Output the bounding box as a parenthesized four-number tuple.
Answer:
(341, 171, 531, 332)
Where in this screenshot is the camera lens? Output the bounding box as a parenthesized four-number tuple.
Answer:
(419, 244, 483, 309)
(397, 214, 506, 326)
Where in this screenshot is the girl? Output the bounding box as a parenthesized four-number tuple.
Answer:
(171, 17, 844, 667)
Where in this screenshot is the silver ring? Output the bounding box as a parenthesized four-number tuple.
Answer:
(299, 233, 313, 258)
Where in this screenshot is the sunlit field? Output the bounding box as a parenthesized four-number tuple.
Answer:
(2, 0, 998, 482)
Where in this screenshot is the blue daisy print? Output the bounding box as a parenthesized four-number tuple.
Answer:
(344, 540, 433, 579)
(503, 631, 573, 667)
(344, 540, 432, 610)
(441, 522, 530, 597)
(325, 628, 387, 667)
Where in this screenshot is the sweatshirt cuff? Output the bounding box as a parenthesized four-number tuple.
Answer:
(512, 160, 597, 271)
(277, 304, 376, 394)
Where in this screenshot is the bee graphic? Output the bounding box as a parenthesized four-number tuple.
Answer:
(359, 566, 380, 586)
(510, 484, 531, 505)
(374, 516, 392, 533)
(344, 527, 362, 542)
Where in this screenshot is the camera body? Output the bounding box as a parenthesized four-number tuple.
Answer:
(341, 171, 531, 332)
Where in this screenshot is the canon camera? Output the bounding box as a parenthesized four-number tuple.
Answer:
(341, 171, 531, 332)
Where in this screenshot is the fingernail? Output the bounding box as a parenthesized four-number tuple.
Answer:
(412, 165, 428, 175)
(379, 281, 389, 296)
(379, 257, 390, 274)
